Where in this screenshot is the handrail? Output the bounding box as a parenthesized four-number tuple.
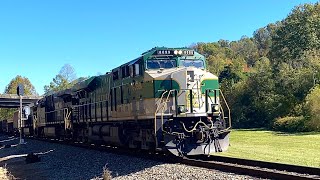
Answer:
(155, 90, 168, 113)
(154, 90, 168, 144)
(154, 89, 177, 146)
(181, 119, 213, 133)
(218, 89, 231, 130)
(33, 115, 38, 131)
(165, 90, 176, 103)
(161, 90, 176, 129)
(64, 108, 72, 130)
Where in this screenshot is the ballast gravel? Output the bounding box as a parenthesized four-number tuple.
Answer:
(0, 135, 264, 180)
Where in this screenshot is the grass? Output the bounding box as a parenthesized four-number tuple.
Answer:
(216, 129, 320, 168)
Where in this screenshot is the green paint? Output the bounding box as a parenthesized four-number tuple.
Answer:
(154, 80, 180, 98)
(201, 79, 219, 96)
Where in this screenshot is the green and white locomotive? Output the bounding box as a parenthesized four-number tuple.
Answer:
(30, 47, 231, 156)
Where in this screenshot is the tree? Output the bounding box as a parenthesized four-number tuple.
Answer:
(194, 42, 234, 75)
(270, 3, 320, 66)
(44, 64, 77, 94)
(228, 58, 281, 127)
(219, 56, 247, 84)
(230, 36, 259, 67)
(59, 64, 76, 82)
(4, 75, 37, 95)
(253, 23, 277, 57)
(0, 75, 38, 120)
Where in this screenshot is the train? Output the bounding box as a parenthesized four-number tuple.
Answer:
(1, 111, 20, 136)
(10, 47, 232, 156)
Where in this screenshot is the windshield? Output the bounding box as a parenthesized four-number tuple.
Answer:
(181, 60, 205, 69)
(147, 60, 177, 69)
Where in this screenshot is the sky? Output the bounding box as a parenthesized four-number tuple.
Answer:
(0, 0, 318, 95)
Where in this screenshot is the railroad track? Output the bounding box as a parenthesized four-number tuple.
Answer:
(178, 157, 320, 180)
(29, 137, 320, 180)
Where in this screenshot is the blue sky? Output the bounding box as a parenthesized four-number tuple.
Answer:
(0, 0, 318, 95)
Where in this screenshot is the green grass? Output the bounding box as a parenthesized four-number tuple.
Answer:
(216, 129, 320, 168)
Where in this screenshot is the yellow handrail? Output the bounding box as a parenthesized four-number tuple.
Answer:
(218, 89, 231, 130)
(154, 90, 168, 142)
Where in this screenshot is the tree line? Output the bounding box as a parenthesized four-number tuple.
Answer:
(194, 2, 320, 131)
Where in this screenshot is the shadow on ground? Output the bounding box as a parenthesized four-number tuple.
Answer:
(0, 134, 163, 180)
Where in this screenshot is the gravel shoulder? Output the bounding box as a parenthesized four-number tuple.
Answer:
(0, 135, 264, 180)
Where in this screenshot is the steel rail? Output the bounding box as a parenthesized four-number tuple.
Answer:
(204, 155, 320, 176)
(178, 158, 320, 180)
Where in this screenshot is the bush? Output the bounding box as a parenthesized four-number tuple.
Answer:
(303, 85, 320, 131)
(273, 116, 309, 132)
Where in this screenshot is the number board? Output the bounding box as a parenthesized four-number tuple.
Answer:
(155, 50, 173, 55)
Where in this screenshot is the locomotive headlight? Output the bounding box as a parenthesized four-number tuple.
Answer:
(174, 50, 178, 55)
(178, 105, 186, 114)
(211, 104, 219, 113)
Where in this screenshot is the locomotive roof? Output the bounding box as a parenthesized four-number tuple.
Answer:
(43, 75, 104, 98)
(71, 75, 104, 92)
(111, 47, 203, 71)
(141, 46, 193, 56)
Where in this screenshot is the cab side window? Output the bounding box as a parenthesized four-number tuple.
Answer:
(135, 64, 140, 76)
